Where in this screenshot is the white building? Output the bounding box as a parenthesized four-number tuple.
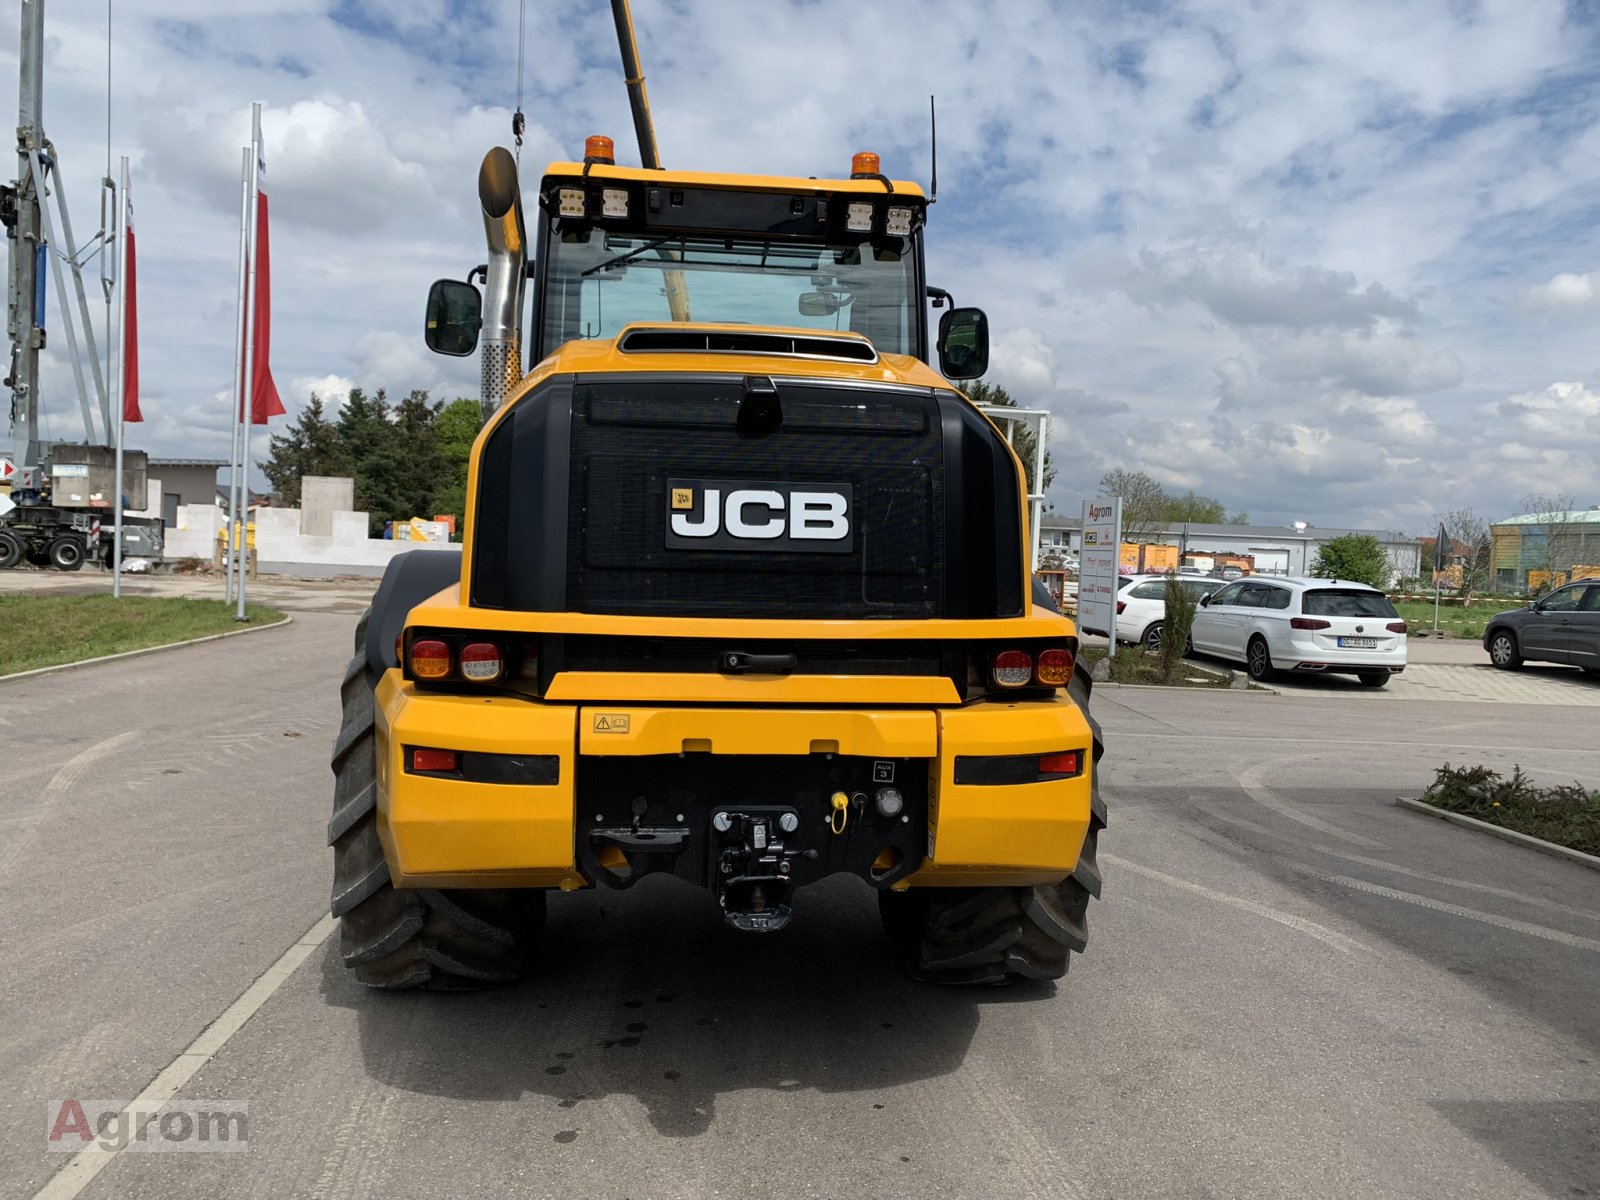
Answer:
(1036, 514, 1421, 585)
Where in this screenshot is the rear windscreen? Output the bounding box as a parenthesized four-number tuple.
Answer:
(1302, 589, 1398, 618)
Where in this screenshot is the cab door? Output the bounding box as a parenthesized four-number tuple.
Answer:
(1568, 584, 1600, 670)
(1194, 581, 1246, 657)
(1524, 584, 1584, 662)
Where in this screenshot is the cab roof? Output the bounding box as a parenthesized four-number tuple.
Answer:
(540, 161, 928, 200)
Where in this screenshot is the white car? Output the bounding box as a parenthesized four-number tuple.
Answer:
(1100, 573, 1226, 651)
(1191, 576, 1408, 686)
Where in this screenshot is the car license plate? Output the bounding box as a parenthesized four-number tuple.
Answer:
(1339, 636, 1378, 649)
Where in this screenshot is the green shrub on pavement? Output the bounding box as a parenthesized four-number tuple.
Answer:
(1159, 573, 1198, 684)
(1424, 763, 1600, 855)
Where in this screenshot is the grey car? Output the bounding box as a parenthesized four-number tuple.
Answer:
(1483, 579, 1600, 676)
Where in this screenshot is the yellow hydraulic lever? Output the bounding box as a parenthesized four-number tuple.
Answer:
(609, 0, 691, 322)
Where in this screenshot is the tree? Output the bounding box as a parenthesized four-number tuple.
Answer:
(959, 380, 1055, 495)
(1158, 572, 1199, 684)
(1311, 533, 1392, 589)
(1518, 492, 1589, 587)
(1096, 469, 1246, 542)
(1098, 468, 1168, 541)
(432, 397, 484, 534)
(262, 394, 348, 507)
(1433, 507, 1491, 601)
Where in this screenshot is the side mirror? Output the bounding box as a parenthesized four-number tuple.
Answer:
(1198, 594, 1211, 607)
(424, 279, 482, 356)
(937, 306, 989, 379)
(798, 291, 842, 317)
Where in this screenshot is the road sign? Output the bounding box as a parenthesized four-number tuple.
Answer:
(0, 457, 14, 483)
(1079, 496, 1123, 647)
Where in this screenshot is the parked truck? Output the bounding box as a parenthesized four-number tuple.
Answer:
(330, 30, 1104, 990)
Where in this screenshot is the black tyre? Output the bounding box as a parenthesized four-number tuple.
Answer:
(48, 535, 86, 571)
(1142, 622, 1163, 652)
(1357, 671, 1390, 688)
(1246, 636, 1275, 682)
(0, 530, 22, 570)
(330, 609, 543, 989)
(879, 660, 1106, 985)
(1487, 630, 1521, 670)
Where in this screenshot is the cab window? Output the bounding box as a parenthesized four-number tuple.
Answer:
(1539, 586, 1585, 613)
(1209, 582, 1246, 606)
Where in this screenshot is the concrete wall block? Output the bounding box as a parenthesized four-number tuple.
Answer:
(300, 475, 357, 536)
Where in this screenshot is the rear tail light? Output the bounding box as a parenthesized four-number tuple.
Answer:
(1290, 617, 1331, 630)
(1115, 600, 1126, 615)
(1387, 621, 1407, 633)
(1037, 750, 1082, 778)
(409, 747, 459, 773)
(459, 642, 505, 682)
(409, 639, 452, 679)
(991, 650, 1033, 688)
(1034, 648, 1073, 686)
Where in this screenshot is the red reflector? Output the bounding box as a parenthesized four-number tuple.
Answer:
(1387, 621, 1407, 633)
(1035, 648, 1073, 686)
(411, 747, 458, 773)
(1038, 751, 1081, 777)
(1290, 617, 1331, 630)
(460, 641, 504, 682)
(410, 639, 451, 679)
(992, 649, 1032, 688)
(1116, 600, 1126, 615)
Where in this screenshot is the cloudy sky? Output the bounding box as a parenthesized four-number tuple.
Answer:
(6, 0, 1600, 531)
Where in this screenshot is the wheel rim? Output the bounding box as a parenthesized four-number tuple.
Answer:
(1144, 625, 1162, 651)
(1249, 641, 1268, 676)
(1491, 636, 1512, 665)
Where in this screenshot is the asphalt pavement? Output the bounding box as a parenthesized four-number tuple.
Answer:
(4, 608, 1598, 1199)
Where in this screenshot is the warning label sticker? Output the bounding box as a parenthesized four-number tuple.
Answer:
(592, 714, 631, 733)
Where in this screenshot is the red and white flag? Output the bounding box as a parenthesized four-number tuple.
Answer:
(122, 184, 142, 423)
(248, 137, 285, 425)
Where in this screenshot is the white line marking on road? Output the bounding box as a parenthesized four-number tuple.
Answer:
(1309, 847, 1600, 924)
(1113, 731, 1600, 756)
(1237, 759, 1386, 848)
(1316, 874, 1600, 954)
(0, 730, 141, 879)
(31, 913, 337, 1200)
(1105, 853, 1372, 955)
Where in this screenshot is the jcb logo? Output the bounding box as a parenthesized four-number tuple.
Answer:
(665, 479, 852, 554)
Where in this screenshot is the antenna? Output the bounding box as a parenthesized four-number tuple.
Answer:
(928, 95, 938, 203)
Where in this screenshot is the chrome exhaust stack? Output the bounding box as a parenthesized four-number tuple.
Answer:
(477, 147, 527, 420)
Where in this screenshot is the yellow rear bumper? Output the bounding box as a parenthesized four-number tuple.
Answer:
(373, 671, 1093, 890)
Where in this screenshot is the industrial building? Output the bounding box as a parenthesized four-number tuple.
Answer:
(1489, 508, 1600, 591)
(1037, 514, 1422, 585)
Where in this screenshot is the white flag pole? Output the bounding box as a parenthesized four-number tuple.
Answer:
(112, 158, 129, 599)
(237, 103, 263, 622)
(227, 145, 251, 605)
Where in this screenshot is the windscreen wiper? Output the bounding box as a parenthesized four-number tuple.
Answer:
(582, 237, 676, 277)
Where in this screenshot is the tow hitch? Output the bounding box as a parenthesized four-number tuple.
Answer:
(711, 807, 804, 932)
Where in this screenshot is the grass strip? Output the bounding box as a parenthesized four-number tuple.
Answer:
(1424, 763, 1600, 856)
(0, 594, 286, 676)
(1079, 644, 1234, 688)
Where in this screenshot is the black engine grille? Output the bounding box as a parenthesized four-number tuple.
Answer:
(566, 377, 945, 620)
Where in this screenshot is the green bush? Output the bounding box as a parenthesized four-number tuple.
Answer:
(1159, 573, 1198, 684)
(1425, 763, 1600, 855)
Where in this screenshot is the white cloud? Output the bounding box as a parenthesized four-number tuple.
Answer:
(1525, 271, 1600, 312)
(5, 0, 1600, 523)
